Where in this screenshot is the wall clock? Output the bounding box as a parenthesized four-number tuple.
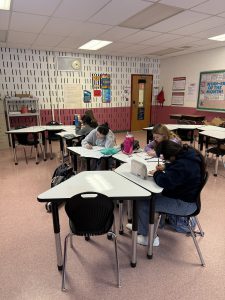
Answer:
(71, 59, 81, 70)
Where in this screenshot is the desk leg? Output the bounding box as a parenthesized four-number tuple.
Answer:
(119, 200, 124, 234)
(147, 195, 155, 259)
(198, 133, 204, 151)
(41, 132, 46, 161)
(131, 200, 137, 267)
(34, 133, 39, 164)
(51, 202, 63, 270)
(59, 137, 64, 162)
(11, 133, 18, 165)
(214, 156, 219, 177)
(49, 139, 53, 159)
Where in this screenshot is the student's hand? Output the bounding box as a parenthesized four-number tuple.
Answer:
(86, 144, 93, 149)
(148, 169, 156, 175)
(147, 149, 156, 157)
(156, 164, 164, 171)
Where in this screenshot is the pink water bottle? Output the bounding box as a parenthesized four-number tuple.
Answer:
(122, 132, 134, 155)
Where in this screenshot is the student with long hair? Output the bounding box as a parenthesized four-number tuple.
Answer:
(145, 124, 181, 157)
(137, 140, 206, 246)
(81, 123, 115, 170)
(75, 115, 93, 136)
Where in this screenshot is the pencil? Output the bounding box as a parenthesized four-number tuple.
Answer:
(158, 157, 160, 166)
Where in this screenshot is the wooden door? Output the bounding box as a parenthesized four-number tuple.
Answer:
(131, 74, 153, 131)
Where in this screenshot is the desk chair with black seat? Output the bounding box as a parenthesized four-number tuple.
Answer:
(15, 131, 42, 164)
(206, 145, 225, 176)
(46, 121, 62, 159)
(62, 192, 121, 291)
(177, 119, 197, 144)
(154, 171, 209, 266)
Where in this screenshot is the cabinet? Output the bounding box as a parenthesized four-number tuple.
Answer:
(4, 96, 41, 130)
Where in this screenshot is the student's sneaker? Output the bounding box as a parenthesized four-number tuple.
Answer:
(126, 223, 132, 231)
(126, 224, 160, 246)
(137, 235, 160, 247)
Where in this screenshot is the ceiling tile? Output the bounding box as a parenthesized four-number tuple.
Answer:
(146, 10, 209, 32)
(141, 33, 181, 45)
(10, 12, 49, 33)
(119, 30, 161, 43)
(68, 22, 112, 39)
(191, 0, 225, 15)
(53, 0, 110, 21)
(97, 26, 139, 41)
(42, 18, 82, 36)
(88, 0, 152, 26)
(0, 11, 10, 30)
(171, 16, 225, 35)
(32, 34, 65, 47)
(7, 31, 38, 44)
(192, 24, 225, 38)
(159, 0, 207, 9)
(13, 0, 61, 16)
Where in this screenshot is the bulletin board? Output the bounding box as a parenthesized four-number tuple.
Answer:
(197, 70, 225, 112)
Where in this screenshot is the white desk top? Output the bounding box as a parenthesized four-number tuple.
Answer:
(67, 146, 108, 159)
(6, 126, 46, 134)
(199, 130, 225, 140)
(143, 124, 201, 131)
(37, 171, 151, 201)
(42, 125, 75, 131)
(113, 151, 162, 164)
(114, 163, 163, 194)
(198, 125, 225, 132)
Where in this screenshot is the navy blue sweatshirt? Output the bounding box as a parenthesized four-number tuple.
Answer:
(153, 148, 202, 203)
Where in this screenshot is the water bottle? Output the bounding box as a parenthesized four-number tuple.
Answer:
(74, 114, 79, 126)
(122, 132, 134, 155)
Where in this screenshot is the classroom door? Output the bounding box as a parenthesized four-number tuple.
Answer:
(131, 74, 153, 131)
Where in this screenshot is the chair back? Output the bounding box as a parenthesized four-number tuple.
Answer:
(65, 192, 114, 236)
(190, 171, 209, 217)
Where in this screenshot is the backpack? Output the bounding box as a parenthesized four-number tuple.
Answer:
(51, 163, 74, 187)
(166, 214, 196, 233)
(45, 163, 75, 212)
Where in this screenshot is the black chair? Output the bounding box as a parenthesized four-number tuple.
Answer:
(177, 119, 196, 144)
(46, 121, 62, 159)
(62, 192, 121, 291)
(206, 146, 225, 176)
(15, 131, 42, 164)
(154, 171, 209, 266)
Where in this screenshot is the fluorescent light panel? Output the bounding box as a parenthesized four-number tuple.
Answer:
(119, 3, 183, 30)
(79, 40, 112, 50)
(208, 34, 225, 41)
(0, 0, 11, 10)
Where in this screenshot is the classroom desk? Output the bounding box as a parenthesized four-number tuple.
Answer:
(42, 125, 80, 160)
(199, 130, 225, 176)
(67, 146, 112, 171)
(55, 130, 83, 162)
(6, 126, 46, 164)
(37, 171, 152, 269)
(170, 114, 205, 122)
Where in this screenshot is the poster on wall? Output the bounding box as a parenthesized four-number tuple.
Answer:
(93, 90, 101, 97)
(100, 74, 110, 89)
(172, 77, 186, 90)
(102, 89, 111, 103)
(83, 90, 91, 103)
(171, 92, 184, 106)
(92, 74, 101, 89)
(197, 70, 225, 112)
(63, 84, 83, 108)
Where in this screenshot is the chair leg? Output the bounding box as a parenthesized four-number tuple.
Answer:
(188, 223, 205, 267)
(119, 200, 123, 234)
(61, 233, 70, 291)
(154, 214, 161, 239)
(23, 147, 28, 164)
(192, 216, 204, 237)
(109, 231, 121, 288)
